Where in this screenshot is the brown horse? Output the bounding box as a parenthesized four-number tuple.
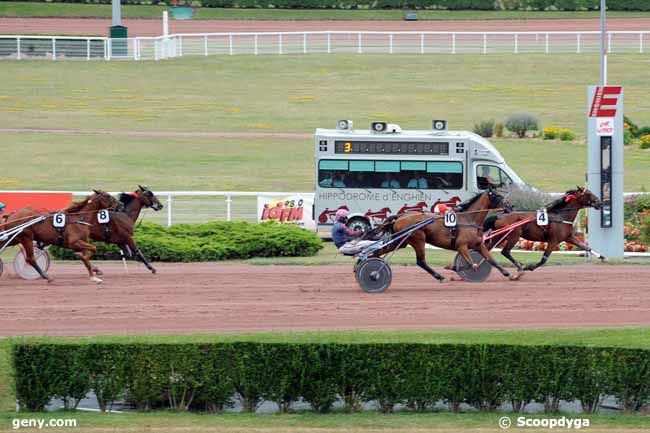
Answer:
(2, 190, 119, 283)
(485, 186, 602, 272)
(374, 189, 517, 283)
(89, 185, 163, 274)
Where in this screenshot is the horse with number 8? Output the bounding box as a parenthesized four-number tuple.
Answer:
(1, 190, 120, 284)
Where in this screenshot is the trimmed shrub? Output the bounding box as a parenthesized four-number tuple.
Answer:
(636, 126, 650, 138)
(495, 122, 504, 138)
(505, 113, 540, 138)
(624, 130, 633, 146)
(559, 128, 576, 141)
(640, 134, 650, 150)
(50, 221, 322, 262)
(624, 116, 639, 138)
(472, 119, 495, 138)
(543, 126, 559, 140)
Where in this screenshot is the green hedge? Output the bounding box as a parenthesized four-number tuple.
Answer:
(49, 221, 322, 262)
(12, 342, 650, 413)
(4, 0, 650, 10)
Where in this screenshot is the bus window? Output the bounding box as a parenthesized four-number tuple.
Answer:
(476, 164, 513, 189)
(402, 161, 428, 189)
(426, 161, 463, 190)
(319, 160, 348, 188)
(348, 160, 374, 188)
(375, 161, 401, 189)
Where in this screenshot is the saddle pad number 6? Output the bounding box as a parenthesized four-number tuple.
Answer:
(97, 209, 111, 224)
(536, 208, 549, 226)
(444, 211, 457, 228)
(53, 213, 66, 228)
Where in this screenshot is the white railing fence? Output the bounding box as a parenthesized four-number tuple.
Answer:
(1, 31, 649, 61)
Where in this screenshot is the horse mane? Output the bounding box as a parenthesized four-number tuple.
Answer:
(119, 192, 136, 208)
(455, 191, 485, 212)
(63, 196, 91, 213)
(546, 188, 578, 211)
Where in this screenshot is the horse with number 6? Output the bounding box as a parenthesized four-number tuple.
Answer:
(484, 186, 603, 272)
(1, 190, 120, 284)
(88, 185, 163, 275)
(371, 189, 520, 283)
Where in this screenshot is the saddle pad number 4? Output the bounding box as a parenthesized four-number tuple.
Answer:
(97, 209, 111, 224)
(444, 211, 457, 227)
(536, 208, 549, 226)
(53, 213, 66, 228)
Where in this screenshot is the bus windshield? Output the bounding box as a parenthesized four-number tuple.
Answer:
(318, 159, 463, 190)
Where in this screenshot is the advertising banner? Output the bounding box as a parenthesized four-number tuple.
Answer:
(258, 194, 316, 230)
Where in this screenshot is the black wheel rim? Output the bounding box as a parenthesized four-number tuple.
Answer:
(453, 250, 492, 282)
(357, 258, 392, 293)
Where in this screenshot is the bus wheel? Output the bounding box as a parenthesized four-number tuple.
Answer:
(348, 217, 370, 233)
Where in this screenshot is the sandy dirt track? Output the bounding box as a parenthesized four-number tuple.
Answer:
(0, 263, 648, 336)
(1, 17, 650, 37)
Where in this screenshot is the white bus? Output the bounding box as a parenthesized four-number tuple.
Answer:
(314, 120, 528, 231)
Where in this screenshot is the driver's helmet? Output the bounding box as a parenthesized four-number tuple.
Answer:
(335, 208, 349, 222)
(433, 203, 449, 213)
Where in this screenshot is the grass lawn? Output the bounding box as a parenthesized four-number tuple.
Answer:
(2, 132, 649, 192)
(3, 3, 650, 20)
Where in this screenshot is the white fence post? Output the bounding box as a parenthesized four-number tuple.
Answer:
(483, 33, 487, 54)
(640, 33, 644, 54)
(514, 33, 518, 53)
(166, 194, 173, 227)
(420, 33, 424, 54)
(608, 32, 612, 53)
(204, 35, 208, 56)
(303, 33, 307, 54)
(226, 194, 232, 221)
(106, 39, 111, 60)
(545, 33, 549, 53)
(16, 37, 20, 60)
(452, 33, 456, 54)
(229, 34, 233, 55)
(86, 38, 91, 60)
(178, 35, 183, 57)
(327, 32, 331, 54)
(577, 33, 581, 54)
(154, 39, 159, 61)
(389, 33, 393, 54)
(279, 33, 283, 55)
(52, 38, 56, 60)
(358, 32, 362, 54)
(254, 34, 258, 55)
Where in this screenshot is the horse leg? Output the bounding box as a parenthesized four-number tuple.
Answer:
(524, 242, 558, 271)
(410, 238, 446, 283)
(20, 238, 52, 283)
(567, 235, 607, 262)
(71, 240, 102, 283)
(477, 243, 520, 280)
(500, 234, 525, 271)
(127, 237, 156, 274)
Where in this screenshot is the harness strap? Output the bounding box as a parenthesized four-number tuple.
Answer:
(103, 223, 111, 242)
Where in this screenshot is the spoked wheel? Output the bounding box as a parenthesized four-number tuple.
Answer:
(356, 257, 392, 293)
(453, 250, 492, 282)
(14, 245, 51, 280)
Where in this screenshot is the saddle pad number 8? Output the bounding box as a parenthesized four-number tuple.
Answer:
(536, 208, 549, 226)
(97, 209, 111, 224)
(53, 213, 66, 228)
(444, 211, 457, 227)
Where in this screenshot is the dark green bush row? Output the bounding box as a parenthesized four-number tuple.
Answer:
(50, 221, 322, 262)
(5, 0, 650, 11)
(13, 343, 650, 413)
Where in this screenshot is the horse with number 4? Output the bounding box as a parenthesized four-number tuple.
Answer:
(484, 186, 604, 271)
(88, 186, 163, 274)
(1, 190, 119, 284)
(354, 189, 519, 293)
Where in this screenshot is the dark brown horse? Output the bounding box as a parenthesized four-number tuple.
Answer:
(374, 189, 517, 283)
(2, 191, 119, 283)
(89, 185, 163, 274)
(485, 186, 602, 271)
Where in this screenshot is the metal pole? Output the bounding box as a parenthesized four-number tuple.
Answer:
(420, 33, 424, 54)
(483, 33, 487, 54)
(358, 32, 362, 54)
(254, 34, 258, 55)
(204, 35, 208, 56)
(166, 194, 173, 227)
(229, 34, 233, 55)
(327, 32, 331, 54)
(600, 0, 607, 85)
(577, 33, 581, 54)
(389, 34, 393, 54)
(452, 33, 456, 54)
(514, 33, 518, 54)
(16, 37, 20, 60)
(279, 33, 283, 55)
(52, 38, 56, 60)
(303, 33, 307, 54)
(112, 0, 121, 26)
(226, 195, 232, 221)
(87, 38, 91, 60)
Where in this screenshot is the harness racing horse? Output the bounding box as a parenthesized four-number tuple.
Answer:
(485, 186, 602, 272)
(88, 185, 163, 274)
(2, 191, 119, 283)
(374, 189, 518, 283)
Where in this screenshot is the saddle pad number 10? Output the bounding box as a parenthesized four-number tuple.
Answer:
(444, 211, 457, 227)
(52, 213, 66, 228)
(97, 209, 111, 224)
(536, 208, 549, 226)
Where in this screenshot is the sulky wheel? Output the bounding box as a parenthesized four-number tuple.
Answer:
(356, 257, 392, 293)
(453, 250, 492, 282)
(14, 245, 51, 280)
(0, 258, 3, 278)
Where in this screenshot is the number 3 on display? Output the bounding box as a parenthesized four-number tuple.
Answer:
(97, 210, 111, 224)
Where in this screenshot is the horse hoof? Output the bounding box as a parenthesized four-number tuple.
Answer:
(438, 277, 447, 283)
(151, 269, 157, 274)
(509, 272, 523, 281)
(600, 256, 607, 262)
(90, 276, 103, 284)
(94, 269, 104, 276)
(47, 278, 54, 284)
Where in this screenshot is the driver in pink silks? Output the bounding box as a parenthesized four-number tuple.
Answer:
(332, 209, 376, 255)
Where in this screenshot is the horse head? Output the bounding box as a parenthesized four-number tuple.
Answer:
(573, 186, 601, 210)
(87, 190, 120, 212)
(136, 185, 164, 211)
(487, 188, 513, 213)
